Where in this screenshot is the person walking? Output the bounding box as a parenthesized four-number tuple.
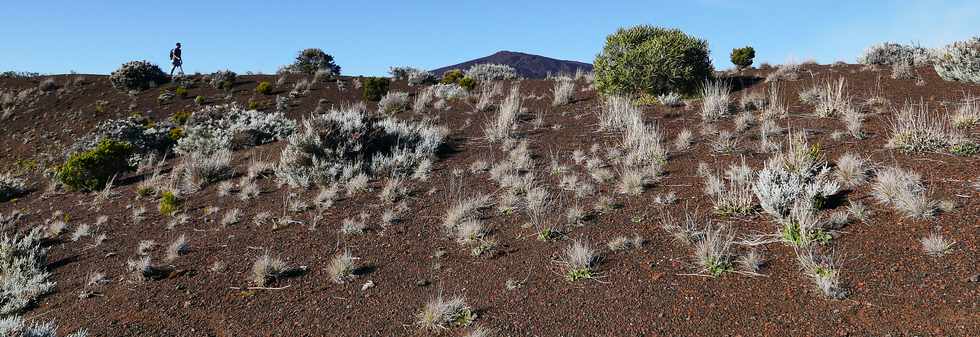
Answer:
(169, 42, 184, 78)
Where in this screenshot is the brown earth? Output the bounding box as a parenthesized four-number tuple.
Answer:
(1, 64, 978, 337)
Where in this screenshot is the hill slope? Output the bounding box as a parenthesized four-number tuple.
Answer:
(432, 50, 592, 78)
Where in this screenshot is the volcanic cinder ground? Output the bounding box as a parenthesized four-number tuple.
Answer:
(1, 63, 978, 336)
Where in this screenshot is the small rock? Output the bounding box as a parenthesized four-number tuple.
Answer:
(361, 280, 375, 291)
(415, 279, 430, 287)
(967, 273, 980, 283)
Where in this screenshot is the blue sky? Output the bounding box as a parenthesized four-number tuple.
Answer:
(2, 0, 977, 76)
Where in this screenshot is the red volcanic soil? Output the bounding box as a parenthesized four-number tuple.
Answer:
(1, 64, 978, 336)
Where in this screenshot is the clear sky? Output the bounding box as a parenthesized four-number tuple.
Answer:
(2, 0, 977, 76)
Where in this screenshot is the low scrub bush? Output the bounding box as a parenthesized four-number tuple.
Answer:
(109, 60, 168, 92)
(458, 77, 476, 91)
(255, 81, 273, 95)
(56, 139, 134, 191)
(378, 91, 410, 114)
(65, 117, 176, 166)
(0, 317, 89, 337)
(858, 42, 934, 66)
(465, 63, 517, 81)
(174, 86, 188, 98)
(441, 69, 464, 84)
(174, 103, 296, 155)
(753, 131, 839, 220)
(209, 70, 237, 89)
(158, 190, 182, 216)
(431, 84, 467, 100)
(594, 25, 713, 96)
(390, 67, 436, 86)
(1, 227, 55, 316)
(657, 92, 683, 107)
(362, 77, 390, 101)
(934, 37, 980, 84)
(275, 103, 446, 188)
(0, 173, 28, 202)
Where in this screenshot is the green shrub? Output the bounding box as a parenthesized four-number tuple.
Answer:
(593, 25, 713, 97)
(458, 77, 477, 91)
(194, 95, 205, 105)
(362, 77, 390, 101)
(255, 81, 273, 95)
(247, 100, 261, 110)
(159, 190, 182, 216)
(441, 69, 464, 84)
(950, 142, 980, 156)
(56, 139, 134, 191)
(175, 86, 189, 98)
(168, 127, 185, 142)
(170, 111, 191, 125)
(731, 46, 756, 70)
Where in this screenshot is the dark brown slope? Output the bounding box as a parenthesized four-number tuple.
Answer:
(1, 65, 979, 336)
(431, 50, 592, 78)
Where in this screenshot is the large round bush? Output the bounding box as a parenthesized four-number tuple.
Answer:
(288, 48, 342, 75)
(934, 37, 980, 84)
(109, 60, 168, 92)
(594, 25, 713, 96)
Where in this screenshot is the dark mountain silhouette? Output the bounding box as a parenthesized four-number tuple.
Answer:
(432, 51, 593, 79)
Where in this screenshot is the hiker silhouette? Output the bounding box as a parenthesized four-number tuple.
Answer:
(169, 42, 184, 77)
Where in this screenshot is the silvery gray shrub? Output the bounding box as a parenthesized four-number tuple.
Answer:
(465, 63, 518, 81)
(934, 37, 980, 84)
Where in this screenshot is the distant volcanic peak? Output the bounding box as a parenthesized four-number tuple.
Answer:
(433, 51, 593, 79)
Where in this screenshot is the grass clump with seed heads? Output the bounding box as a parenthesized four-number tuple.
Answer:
(327, 249, 357, 283)
(558, 240, 599, 281)
(920, 231, 954, 257)
(416, 295, 477, 330)
(691, 224, 735, 277)
(251, 254, 289, 287)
